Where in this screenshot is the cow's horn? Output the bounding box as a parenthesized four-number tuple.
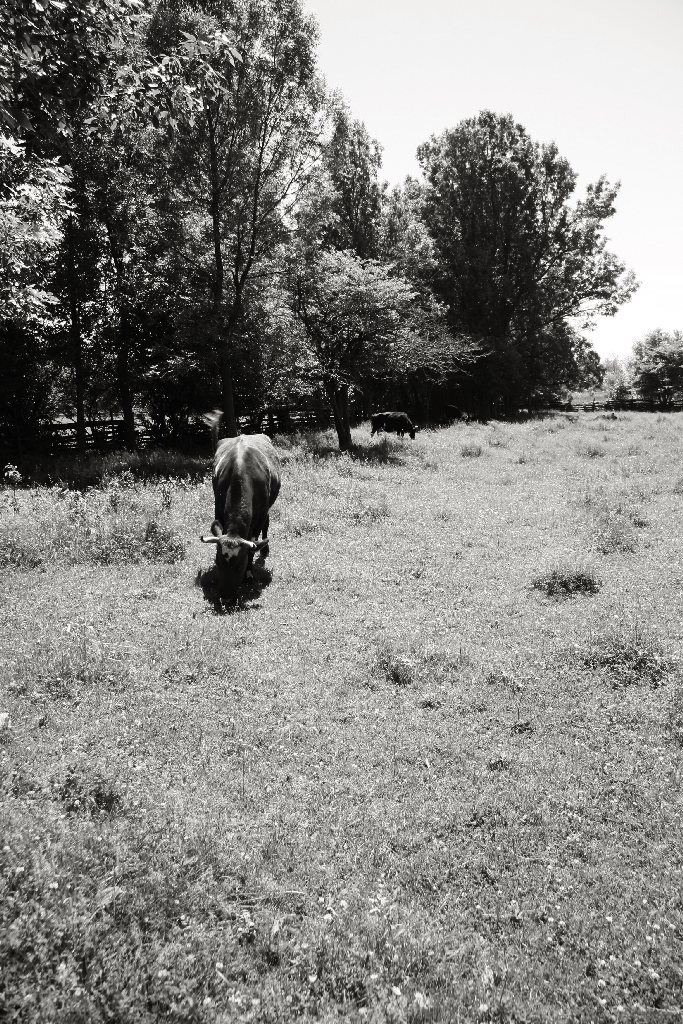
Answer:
(200, 534, 221, 544)
(238, 539, 257, 550)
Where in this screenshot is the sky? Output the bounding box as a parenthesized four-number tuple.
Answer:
(302, 0, 683, 360)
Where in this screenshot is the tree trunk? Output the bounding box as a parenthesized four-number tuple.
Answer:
(220, 342, 239, 436)
(206, 111, 239, 438)
(116, 338, 136, 450)
(324, 379, 353, 452)
(66, 217, 86, 455)
(103, 217, 136, 449)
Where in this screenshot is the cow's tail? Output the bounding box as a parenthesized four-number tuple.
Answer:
(202, 409, 224, 452)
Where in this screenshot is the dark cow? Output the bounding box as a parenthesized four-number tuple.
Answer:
(200, 432, 281, 601)
(370, 411, 418, 440)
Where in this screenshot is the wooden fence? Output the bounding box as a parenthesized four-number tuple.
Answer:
(43, 406, 334, 452)
(35, 398, 683, 453)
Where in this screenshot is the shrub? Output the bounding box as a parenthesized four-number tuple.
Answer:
(532, 563, 601, 598)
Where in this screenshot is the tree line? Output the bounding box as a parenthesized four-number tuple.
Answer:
(1, 0, 640, 454)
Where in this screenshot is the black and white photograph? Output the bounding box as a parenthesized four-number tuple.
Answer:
(1, 0, 682, 1019)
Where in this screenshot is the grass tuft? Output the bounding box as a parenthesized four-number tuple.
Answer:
(577, 442, 605, 458)
(532, 562, 602, 598)
(584, 627, 674, 688)
(583, 485, 648, 554)
(460, 443, 483, 458)
(57, 766, 125, 816)
(373, 641, 415, 687)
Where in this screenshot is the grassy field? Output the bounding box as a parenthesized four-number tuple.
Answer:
(1, 413, 683, 1023)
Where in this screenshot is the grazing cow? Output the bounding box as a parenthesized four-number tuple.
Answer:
(448, 406, 470, 423)
(200, 432, 281, 601)
(370, 411, 418, 440)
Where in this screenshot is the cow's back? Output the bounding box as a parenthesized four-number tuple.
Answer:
(214, 434, 280, 520)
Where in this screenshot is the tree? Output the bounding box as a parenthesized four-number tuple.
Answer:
(292, 249, 462, 451)
(148, 0, 325, 436)
(0, 136, 70, 321)
(321, 103, 384, 258)
(0, 0, 143, 147)
(0, 135, 72, 454)
(601, 356, 631, 406)
(417, 110, 637, 410)
(630, 330, 683, 408)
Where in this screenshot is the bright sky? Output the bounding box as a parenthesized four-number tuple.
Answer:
(303, 0, 683, 360)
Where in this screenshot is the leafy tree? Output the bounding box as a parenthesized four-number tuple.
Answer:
(0, 136, 72, 454)
(630, 330, 683, 408)
(292, 249, 462, 450)
(0, 136, 70, 320)
(0, 0, 144, 147)
(380, 178, 439, 287)
(601, 356, 631, 406)
(417, 110, 637, 410)
(147, 0, 325, 436)
(321, 103, 384, 258)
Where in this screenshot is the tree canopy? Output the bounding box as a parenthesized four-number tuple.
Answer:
(630, 330, 683, 407)
(417, 110, 637, 411)
(0, 11, 646, 454)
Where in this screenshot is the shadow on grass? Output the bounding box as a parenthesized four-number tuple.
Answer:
(19, 448, 210, 489)
(278, 430, 409, 466)
(195, 560, 273, 614)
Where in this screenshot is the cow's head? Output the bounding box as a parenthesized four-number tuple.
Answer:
(200, 523, 269, 600)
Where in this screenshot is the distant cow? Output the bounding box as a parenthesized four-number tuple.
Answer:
(200, 430, 281, 601)
(370, 411, 418, 440)
(449, 406, 471, 423)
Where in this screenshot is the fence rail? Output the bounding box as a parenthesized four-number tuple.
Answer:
(41, 407, 334, 453)
(26, 399, 683, 454)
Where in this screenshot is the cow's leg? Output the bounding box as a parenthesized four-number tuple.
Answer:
(260, 514, 270, 559)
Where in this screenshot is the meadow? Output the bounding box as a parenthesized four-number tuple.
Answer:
(1, 413, 682, 1023)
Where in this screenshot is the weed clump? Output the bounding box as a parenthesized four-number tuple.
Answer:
(461, 443, 483, 458)
(56, 767, 124, 816)
(0, 536, 43, 569)
(583, 486, 647, 554)
(578, 442, 605, 458)
(532, 563, 601, 598)
(142, 520, 186, 563)
(584, 628, 673, 688)
(372, 641, 415, 687)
